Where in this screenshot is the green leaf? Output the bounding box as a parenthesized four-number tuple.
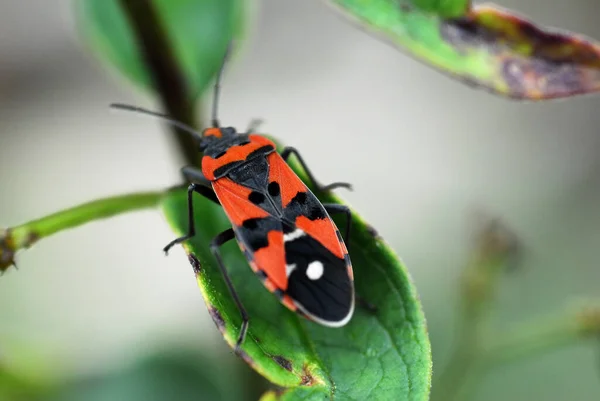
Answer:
(161, 145, 432, 400)
(47, 350, 249, 401)
(410, 0, 469, 18)
(324, 0, 600, 99)
(259, 388, 329, 401)
(75, 0, 243, 100)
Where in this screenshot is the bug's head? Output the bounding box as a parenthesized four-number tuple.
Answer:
(198, 126, 237, 151)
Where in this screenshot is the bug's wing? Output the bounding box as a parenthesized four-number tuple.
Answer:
(283, 226, 355, 327)
(267, 153, 355, 326)
(210, 176, 270, 227)
(212, 177, 289, 293)
(212, 157, 355, 327)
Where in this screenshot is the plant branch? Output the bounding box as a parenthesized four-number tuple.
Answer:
(432, 217, 521, 401)
(433, 215, 600, 401)
(481, 303, 600, 366)
(119, 0, 199, 166)
(1, 191, 163, 272)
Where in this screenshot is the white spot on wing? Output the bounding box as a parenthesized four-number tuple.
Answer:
(286, 263, 296, 277)
(306, 261, 324, 280)
(283, 228, 305, 242)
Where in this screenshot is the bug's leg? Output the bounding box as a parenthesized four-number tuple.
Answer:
(210, 228, 249, 353)
(163, 184, 200, 254)
(181, 166, 220, 205)
(280, 147, 352, 192)
(324, 203, 352, 250)
(163, 177, 216, 254)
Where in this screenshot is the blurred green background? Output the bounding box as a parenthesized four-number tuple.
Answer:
(1, 0, 600, 400)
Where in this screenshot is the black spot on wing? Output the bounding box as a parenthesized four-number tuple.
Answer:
(308, 206, 326, 220)
(248, 191, 265, 204)
(285, 234, 353, 323)
(236, 216, 281, 252)
(248, 235, 268, 251)
(268, 181, 280, 197)
(284, 190, 327, 222)
(293, 191, 307, 204)
(265, 181, 283, 216)
(242, 219, 258, 230)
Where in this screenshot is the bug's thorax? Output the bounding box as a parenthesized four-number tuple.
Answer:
(200, 128, 277, 181)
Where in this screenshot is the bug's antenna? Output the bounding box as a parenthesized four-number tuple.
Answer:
(212, 42, 233, 128)
(109, 103, 203, 142)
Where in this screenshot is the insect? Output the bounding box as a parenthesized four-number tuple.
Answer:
(111, 46, 354, 351)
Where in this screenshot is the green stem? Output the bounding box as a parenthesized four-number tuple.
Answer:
(0, 363, 54, 400)
(1, 191, 163, 272)
(431, 312, 481, 401)
(481, 305, 600, 366)
(431, 218, 520, 401)
(433, 303, 600, 401)
(119, 0, 199, 166)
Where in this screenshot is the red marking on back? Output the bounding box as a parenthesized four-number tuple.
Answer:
(212, 178, 269, 226)
(248, 134, 276, 147)
(295, 215, 345, 259)
(204, 127, 222, 138)
(253, 230, 287, 291)
(266, 152, 307, 206)
(202, 135, 276, 180)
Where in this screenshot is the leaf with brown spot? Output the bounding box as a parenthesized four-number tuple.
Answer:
(187, 254, 202, 274)
(0, 229, 17, 273)
(272, 356, 293, 372)
(208, 305, 226, 334)
(161, 139, 432, 400)
(324, 1, 600, 99)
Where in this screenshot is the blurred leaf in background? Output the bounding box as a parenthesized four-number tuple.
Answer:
(45, 349, 252, 401)
(325, 0, 600, 99)
(76, 0, 244, 101)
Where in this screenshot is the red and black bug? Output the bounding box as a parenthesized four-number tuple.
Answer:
(111, 46, 354, 350)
